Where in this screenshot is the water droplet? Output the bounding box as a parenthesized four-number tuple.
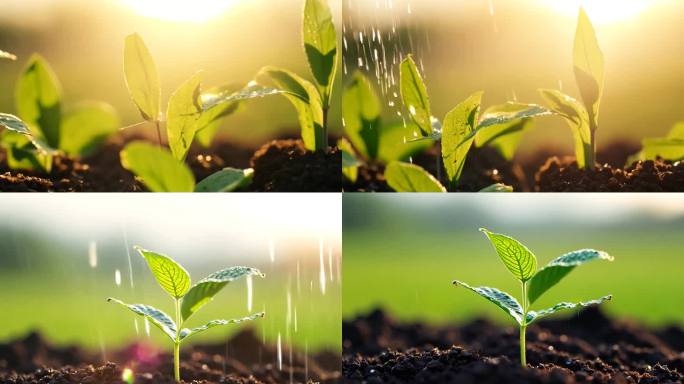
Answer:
(319, 239, 326, 295)
(409, 105, 417, 116)
(269, 239, 275, 263)
(88, 241, 97, 268)
(115, 270, 122, 286)
(277, 333, 283, 370)
(246, 275, 253, 312)
(144, 317, 151, 337)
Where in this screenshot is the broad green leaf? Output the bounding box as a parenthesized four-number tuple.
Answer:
(526, 295, 612, 324)
(135, 246, 191, 299)
(303, 0, 338, 107)
(452, 280, 523, 325)
(196, 84, 242, 147)
(15, 54, 62, 148)
(107, 298, 176, 340)
(180, 312, 265, 341)
(400, 55, 432, 136)
(343, 72, 381, 159)
(124, 33, 161, 122)
(261, 66, 325, 151)
(573, 8, 604, 131)
(120, 141, 195, 192)
(638, 139, 684, 162)
(181, 266, 264, 321)
(479, 183, 513, 192)
(479, 228, 537, 282)
(59, 102, 119, 157)
(195, 168, 253, 192)
(0, 50, 16, 60)
(167, 71, 203, 161)
(441, 92, 483, 188)
(0, 131, 52, 173)
(201, 83, 282, 111)
(667, 122, 684, 140)
(377, 121, 432, 163)
(0, 113, 31, 135)
(539, 89, 592, 168)
(385, 161, 446, 192)
(339, 137, 359, 183)
(528, 249, 614, 304)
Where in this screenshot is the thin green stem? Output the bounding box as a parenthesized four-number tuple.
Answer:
(322, 105, 329, 150)
(520, 281, 528, 368)
(155, 120, 163, 148)
(174, 298, 182, 382)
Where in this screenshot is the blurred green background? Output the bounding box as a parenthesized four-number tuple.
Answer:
(343, 0, 684, 161)
(343, 194, 684, 326)
(0, 0, 342, 147)
(0, 195, 341, 355)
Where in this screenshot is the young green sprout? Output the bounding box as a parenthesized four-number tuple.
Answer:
(107, 246, 265, 382)
(453, 228, 614, 367)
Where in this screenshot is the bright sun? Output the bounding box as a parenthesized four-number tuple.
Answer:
(121, 0, 238, 22)
(546, 0, 652, 25)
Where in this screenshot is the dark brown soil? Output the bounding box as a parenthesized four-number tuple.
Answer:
(343, 308, 683, 383)
(249, 139, 341, 192)
(535, 157, 684, 192)
(0, 329, 339, 384)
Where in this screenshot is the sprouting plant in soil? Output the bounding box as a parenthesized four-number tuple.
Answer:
(628, 121, 684, 164)
(121, 33, 282, 192)
(257, 0, 338, 153)
(452, 228, 614, 367)
(107, 246, 265, 382)
(0, 54, 119, 173)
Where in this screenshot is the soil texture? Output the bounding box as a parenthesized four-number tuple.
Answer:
(0, 329, 339, 384)
(343, 307, 683, 383)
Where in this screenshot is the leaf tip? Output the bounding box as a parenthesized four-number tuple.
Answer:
(478, 227, 490, 234)
(598, 250, 614, 262)
(452, 280, 460, 286)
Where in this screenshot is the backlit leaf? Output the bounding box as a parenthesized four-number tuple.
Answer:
(385, 161, 446, 192)
(526, 295, 612, 324)
(0, 131, 52, 173)
(107, 298, 176, 340)
(400, 56, 432, 136)
(303, 0, 338, 107)
(180, 312, 265, 341)
(196, 84, 242, 147)
(135, 246, 191, 299)
(479, 228, 537, 282)
(338, 137, 359, 183)
(441, 92, 482, 188)
(634, 123, 684, 163)
(539, 89, 592, 168)
(573, 8, 604, 131)
(528, 249, 614, 304)
(124, 33, 161, 122)
(167, 71, 203, 161)
(181, 266, 265, 321)
(343, 72, 381, 159)
(201, 83, 282, 111)
(59, 102, 119, 157)
(15, 54, 62, 148)
(479, 183, 513, 192)
(120, 141, 195, 192)
(452, 280, 523, 325)
(377, 121, 432, 163)
(195, 168, 253, 192)
(0, 113, 30, 135)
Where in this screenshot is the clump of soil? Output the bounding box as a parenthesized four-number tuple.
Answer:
(343, 308, 683, 383)
(0, 329, 339, 384)
(249, 139, 341, 192)
(535, 157, 684, 192)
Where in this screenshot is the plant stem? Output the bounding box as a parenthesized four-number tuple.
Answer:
(155, 120, 163, 148)
(520, 281, 528, 368)
(322, 106, 329, 151)
(589, 129, 597, 169)
(174, 298, 182, 382)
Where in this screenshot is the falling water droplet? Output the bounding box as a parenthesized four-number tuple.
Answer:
(88, 241, 98, 268)
(294, 308, 298, 333)
(328, 247, 333, 282)
(319, 239, 326, 295)
(115, 270, 122, 286)
(144, 317, 151, 337)
(558, 79, 563, 91)
(134, 319, 139, 335)
(247, 275, 253, 312)
(277, 333, 283, 370)
(269, 239, 275, 263)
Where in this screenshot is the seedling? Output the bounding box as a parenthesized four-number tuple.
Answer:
(628, 122, 684, 164)
(453, 228, 614, 367)
(108, 246, 265, 382)
(539, 8, 605, 170)
(0, 54, 119, 173)
(258, 0, 338, 152)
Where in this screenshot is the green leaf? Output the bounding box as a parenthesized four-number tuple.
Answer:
(527, 249, 613, 305)
(180, 312, 265, 341)
(479, 183, 513, 192)
(377, 121, 432, 163)
(400, 55, 432, 136)
(441, 92, 483, 188)
(634, 123, 684, 163)
(135, 246, 191, 299)
(260, 66, 325, 151)
(452, 280, 523, 325)
(539, 89, 592, 168)
(573, 8, 604, 132)
(0, 131, 52, 173)
(124, 33, 161, 122)
(667, 122, 684, 140)
(15, 54, 62, 148)
(526, 295, 612, 324)
(181, 266, 264, 321)
(338, 137, 359, 183)
(167, 71, 203, 161)
(342, 72, 381, 159)
(0, 113, 31, 135)
(59, 102, 119, 157)
(0, 50, 17, 60)
(195, 168, 253, 192)
(385, 161, 446, 192)
(196, 84, 242, 147)
(303, 0, 338, 107)
(479, 228, 537, 282)
(120, 141, 195, 192)
(202, 83, 282, 111)
(107, 298, 177, 341)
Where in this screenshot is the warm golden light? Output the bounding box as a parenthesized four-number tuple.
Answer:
(546, 0, 652, 25)
(121, 0, 238, 22)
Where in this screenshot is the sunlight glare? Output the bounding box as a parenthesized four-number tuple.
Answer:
(121, 0, 238, 22)
(546, 0, 652, 25)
